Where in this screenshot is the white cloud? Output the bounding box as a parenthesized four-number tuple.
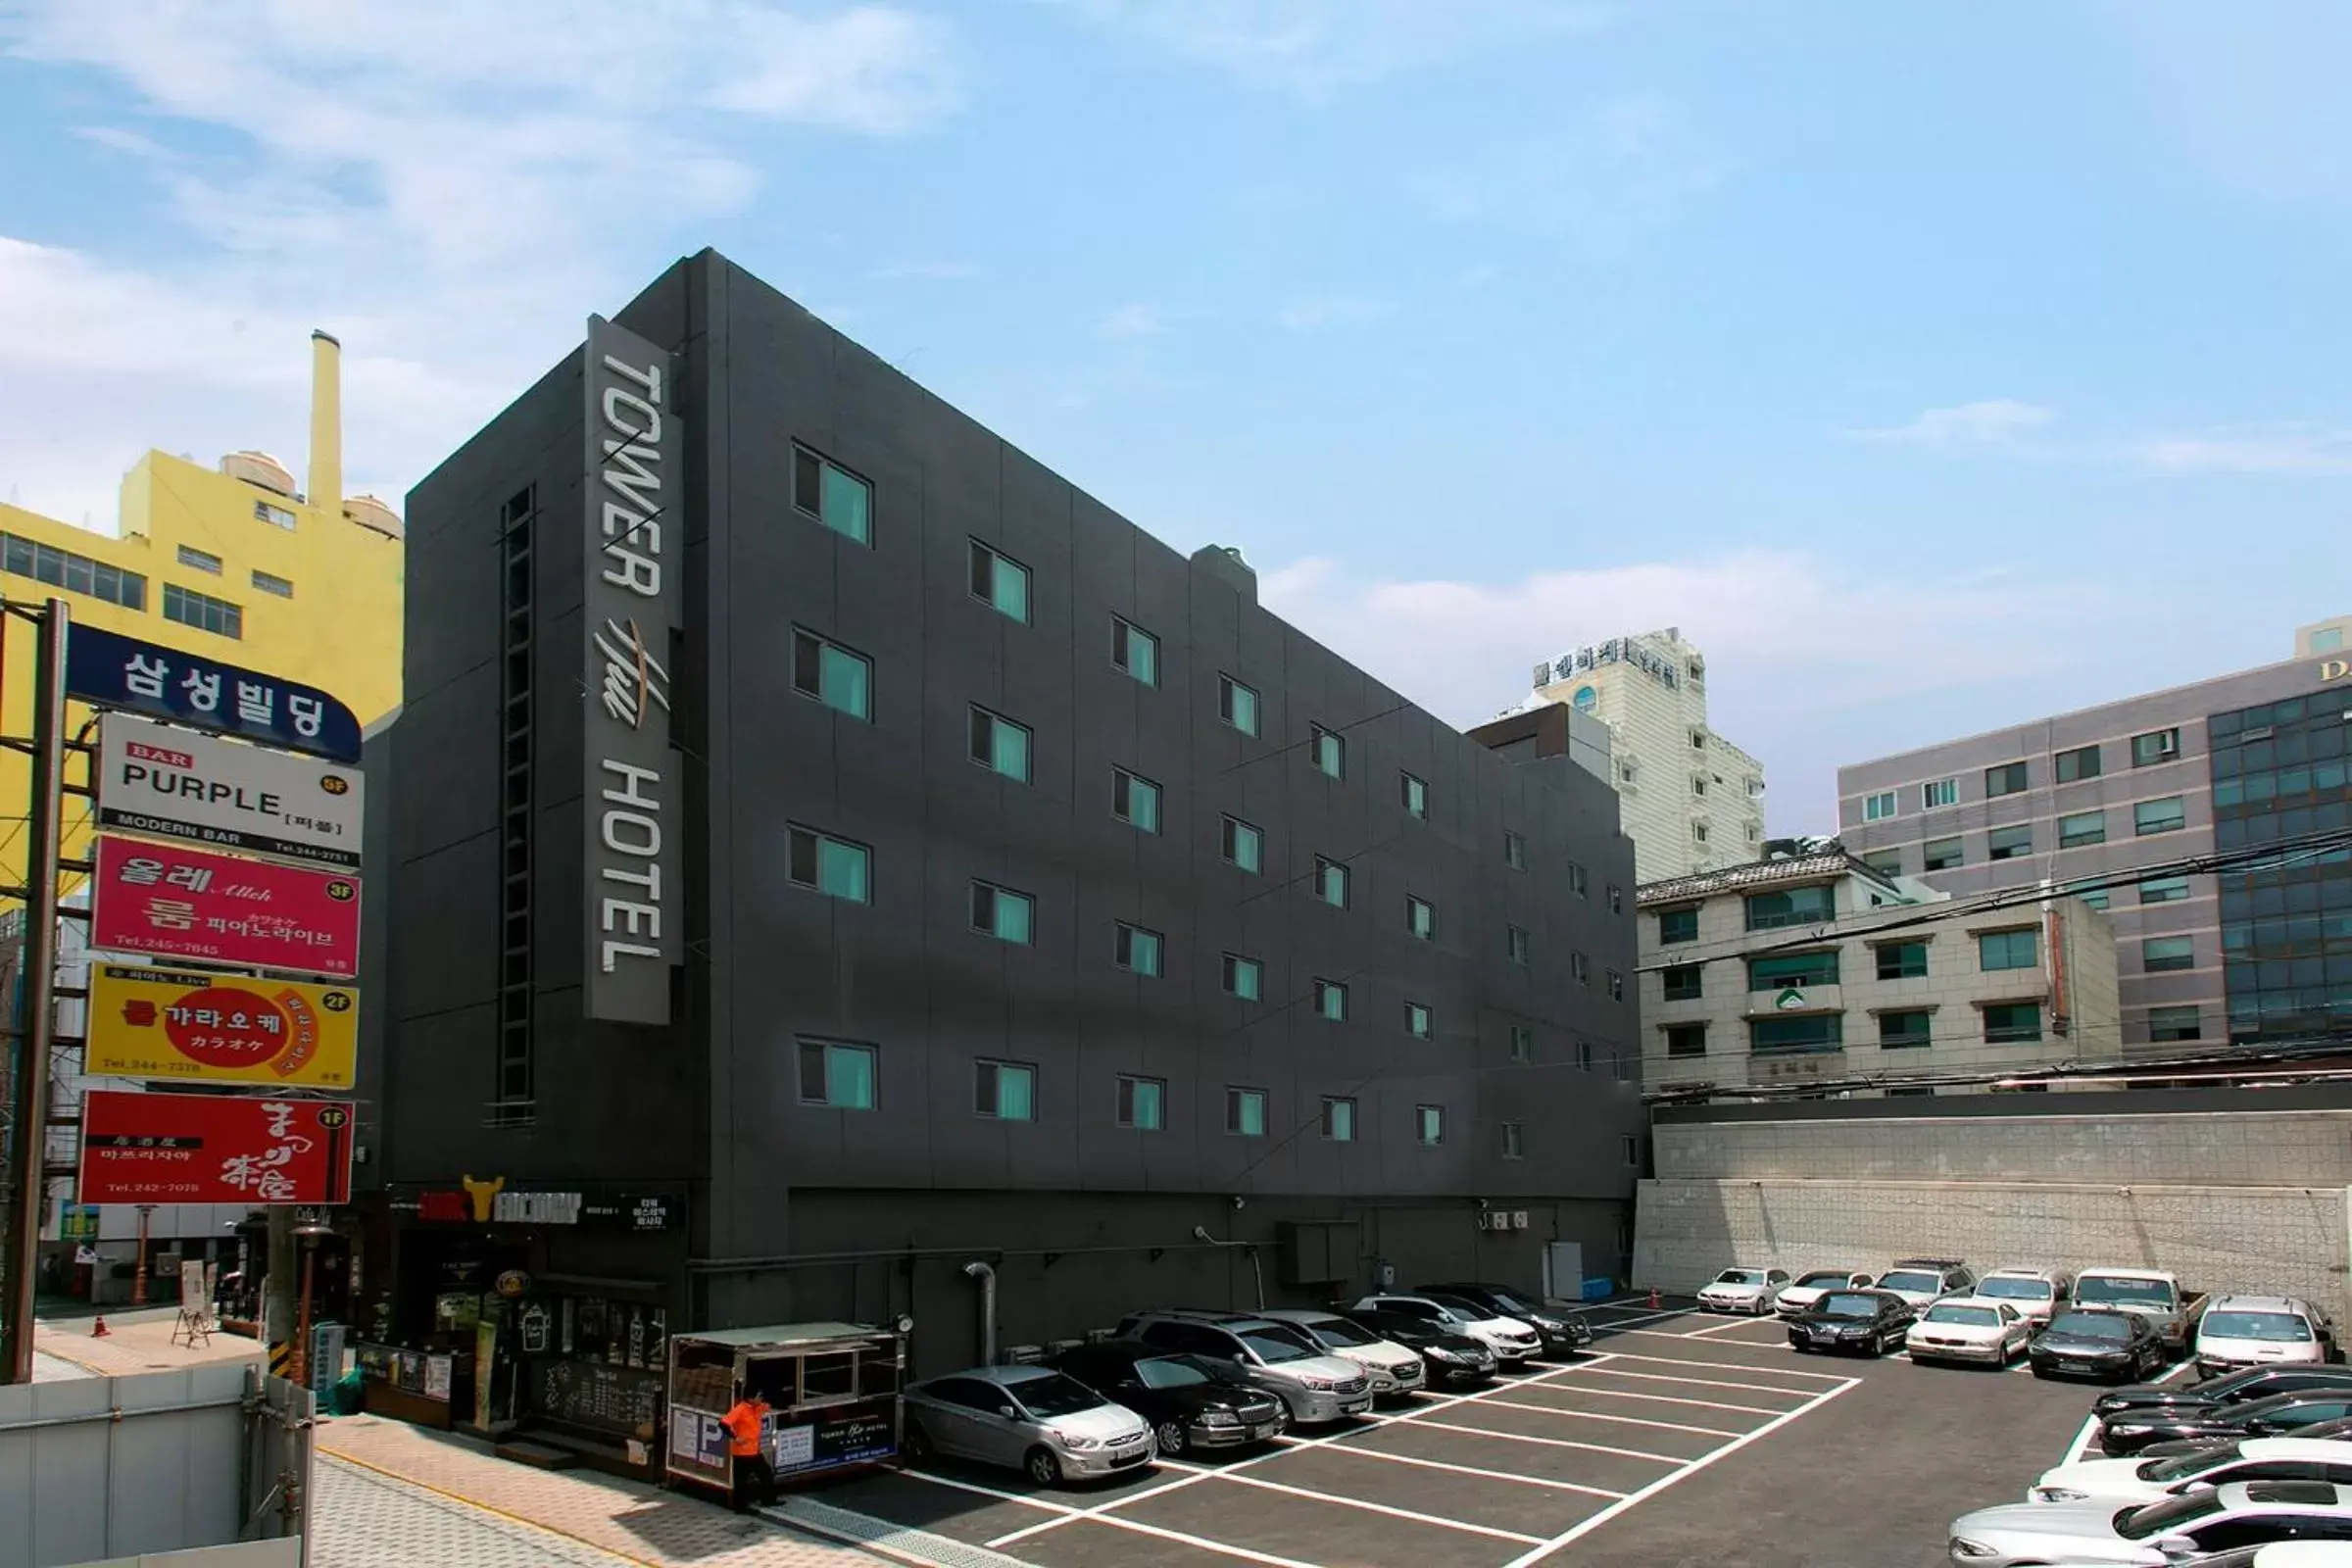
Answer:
(1414, 97, 1725, 253)
(1094, 303, 1168, 338)
(1057, 0, 1605, 98)
(1850, 399, 2057, 446)
(1277, 295, 1392, 329)
(2138, 425, 2352, 475)
(0, 0, 962, 528)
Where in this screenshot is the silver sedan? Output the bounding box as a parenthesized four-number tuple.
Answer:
(904, 1364, 1154, 1486)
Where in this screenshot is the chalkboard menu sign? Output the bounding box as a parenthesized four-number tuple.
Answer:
(534, 1357, 662, 1439)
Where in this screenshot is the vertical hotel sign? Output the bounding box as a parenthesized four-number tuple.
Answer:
(583, 316, 681, 1024)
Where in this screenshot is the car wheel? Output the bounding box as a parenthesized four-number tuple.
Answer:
(1025, 1446, 1064, 1487)
(1155, 1420, 1187, 1457)
(902, 1420, 933, 1461)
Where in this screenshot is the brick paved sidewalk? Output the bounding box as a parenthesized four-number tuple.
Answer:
(34, 1305, 263, 1378)
(316, 1457, 644, 1568)
(317, 1414, 887, 1567)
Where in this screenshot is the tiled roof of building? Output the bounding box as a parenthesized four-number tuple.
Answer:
(1636, 850, 1882, 906)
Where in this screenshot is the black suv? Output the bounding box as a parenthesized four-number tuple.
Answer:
(1417, 1283, 1593, 1357)
(1053, 1341, 1289, 1458)
(1341, 1308, 1497, 1388)
(1786, 1289, 1914, 1355)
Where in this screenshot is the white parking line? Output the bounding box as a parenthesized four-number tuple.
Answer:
(1311, 1442, 1629, 1499)
(1557, 1365, 1821, 1398)
(981, 1356, 1612, 1549)
(2057, 1356, 2198, 1465)
(1203, 1469, 1546, 1544)
(1681, 1315, 1781, 1340)
(1466, 1395, 1742, 1438)
(1491, 1375, 1865, 1568)
(1506, 1382, 1791, 1417)
(1597, 1350, 1850, 1382)
(1403, 1417, 1689, 1465)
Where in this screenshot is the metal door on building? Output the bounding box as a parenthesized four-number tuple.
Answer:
(1543, 1242, 1584, 1304)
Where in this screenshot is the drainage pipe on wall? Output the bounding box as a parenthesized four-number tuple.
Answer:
(961, 1261, 998, 1365)
(1192, 1226, 1265, 1310)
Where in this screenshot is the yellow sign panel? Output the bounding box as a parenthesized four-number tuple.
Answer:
(85, 963, 358, 1088)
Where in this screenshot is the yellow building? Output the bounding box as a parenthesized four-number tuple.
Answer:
(0, 331, 404, 892)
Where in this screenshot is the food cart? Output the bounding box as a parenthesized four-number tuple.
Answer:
(664, 1320, 906, 1499)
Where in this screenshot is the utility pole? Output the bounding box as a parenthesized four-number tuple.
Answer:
(266, 1205, 294, 1381)
(3, 599, 70, 1384)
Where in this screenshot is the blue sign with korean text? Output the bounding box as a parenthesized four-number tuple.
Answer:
(65, 623, 363, 763)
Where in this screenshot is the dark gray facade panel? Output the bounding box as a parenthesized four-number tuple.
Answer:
(387, 249, 1642, 1345)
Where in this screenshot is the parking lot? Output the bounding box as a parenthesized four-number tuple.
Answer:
(783, 1295, 2132, 1568)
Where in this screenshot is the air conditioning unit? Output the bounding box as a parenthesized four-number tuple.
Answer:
(1511, 1211, 1530, 1230)
(2156, 735, 2180, 757)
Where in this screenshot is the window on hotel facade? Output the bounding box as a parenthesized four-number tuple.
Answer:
(1503, 831, 1527, 870)
(1219, 674, 1259, 736)
(1509, 1024, 1535, 1061)
(1320, 1097, 1355, 1142)
(1116, 1075, 1165, 1131)
(1112, 767, 1161, 832)
(2059, 810, 2106, 849)
(975, 1059, 1036, 1120)
(1500, 1122, 1525, 1160)
(1313, 978, 1348, 1021)
(1863, 790, 1897, 821)
(2142, 935, 2195, 972)
(1923, 837, 1964, 871)
(1405, 895, 1435, 941)
(1221, 815, 1263, 872)
(795, 446, 872, 544)
(969, 881, 1034, 944)
(1415, 1105, 1445, 1146)
(2132, 728, 2180, 767)
(1310, 724, 1346, 779)
(1922, 777, 1959, 809)
(1401, 771, 1429, 818)
(1985, 760, 2029, 797)
(1227, 1088, 1267, 1137)
(1987, 824, 2033, 860)
(798, 1039, 877, 1109)
(969, 706, 1030, 780)
(1222, 953, 1262, 1001)
(788, 826, 870, 902)
(968, 539, 1030, 621)
(1315, 857, 1350, 908)
(1113, 922, 1164, 977)
(1110, 616, 1159, 687)
(2056, 744, 2102, 782)
(1508, 926, 1530, 965)
(2134, 796, 2186, 835)
(1405, 1002, 1433, 1040)
(794, 629, 873, 720)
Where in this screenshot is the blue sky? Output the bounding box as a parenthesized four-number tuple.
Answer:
(2, 0, 2346, 832)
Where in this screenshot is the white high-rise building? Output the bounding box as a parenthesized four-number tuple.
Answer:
(1523, 628, 1765, 881)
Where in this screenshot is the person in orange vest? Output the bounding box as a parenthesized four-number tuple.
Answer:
(722, 1388, 773, 1512)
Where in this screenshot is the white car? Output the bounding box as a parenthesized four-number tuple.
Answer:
(1948, 1480, 2352, 1567)
(1697, 1267, 1790, 1315)
(1349, 1294, 1541, 1367)
(1878, 1258, 1975, 1310)
(1976, 1267, 2071, 1327)
(2030, 1438, 2352, 1505)
(1775, 1269, 1876, 1317)
(1907, 1298, 2033, 1367)
(2197, 1297, 2336, 1379)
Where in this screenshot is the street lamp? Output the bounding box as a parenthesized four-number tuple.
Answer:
(289, 1211, 334, 1387)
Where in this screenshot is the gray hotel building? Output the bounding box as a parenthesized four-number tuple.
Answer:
(1836, 617, 2350, 1056)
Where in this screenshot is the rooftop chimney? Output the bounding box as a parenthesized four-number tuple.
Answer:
(309, 330, 342, 517)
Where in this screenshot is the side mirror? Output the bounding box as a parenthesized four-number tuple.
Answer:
(2152, 1535, 2198, 1559)
(998, 1405, 1019, 1420)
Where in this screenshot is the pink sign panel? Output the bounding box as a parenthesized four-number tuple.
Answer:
(90, 835, 361, 978)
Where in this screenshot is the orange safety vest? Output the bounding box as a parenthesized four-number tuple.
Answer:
(723, 1399, 766, 1458)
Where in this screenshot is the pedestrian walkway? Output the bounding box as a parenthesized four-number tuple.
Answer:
(316, 1458, 642, 1568)
(317, 1415, 884, 1568)
(33, 1304, 262, 1378)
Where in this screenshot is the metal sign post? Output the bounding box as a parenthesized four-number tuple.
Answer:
(2, 598, 71, 1384)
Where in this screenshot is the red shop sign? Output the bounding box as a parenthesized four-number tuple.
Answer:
(77, 1089, 354, 1205)
(89, 836, 361, 978)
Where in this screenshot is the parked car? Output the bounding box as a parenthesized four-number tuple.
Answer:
(2096, 1366, 2352, 1421)
(2030, 1438, 2352, 1504)
(1416, 1283, 1594, 1355)
(1349, 1293, 1542, 1368)
(1775, 1269, 1877, 1318)
(2076, 1267, 2211, 1355)
(1051, 1341, 1288, 1458)
(1907, 1298, 2035, 1368)
(2197, 1298, 2338, 1379)
(1946, 1479, 2352, 1567)
(1786, 1289, 1915, 1355)
(2098, 1393, 2352, 1457)
(1697, 1266, 1791, 1316)
(2031, 1307, 2171, 1383)
(1340, 1307, 1497, 1388)
(1875, 1257, 1976, 1309)
(1975, 1267, 2073, 1327)
(2134, 1415, 2352, 1460)
(1115, 1311, 1375, 1426)
(1254, 1308, 1426, 1399)
(903, 1364, 1153, 1485)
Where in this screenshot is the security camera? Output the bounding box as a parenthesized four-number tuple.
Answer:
(1229, 1196, 1247, 1211)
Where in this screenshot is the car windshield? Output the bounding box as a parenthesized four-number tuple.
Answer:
(2116, 1489, 2226, 1541)
(1010, 1373, 1108, 1419)
(2078, 1276, 2175, 1308)
(1716, 1269, 1767, 1285)
(1430, 1296, 1496, 1321)
(2047, 1312, 2132, 1341)
(2139, 1445, 2241, 1483)
(2204, 1311, 2315, 1343)
(1878, 1271, 1939, 1294)
(1238, 1329, 1313, 1364)
(1818, 1294, 1881, 1318)
(1302, 1318, 1380, 1348)
(1482, 1289, 1538, 1313)
(1925, 1304, 2001, 1328)
(1134, 1356, 1217, 1391)
(1979, 1278, 2054, 1302)
(1794, 1271, 1853, 1289)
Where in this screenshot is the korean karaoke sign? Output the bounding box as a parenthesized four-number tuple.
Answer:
(84, 962, 358, 1089)
(77, 1089, 353, 1204)
(89, 836, 360, 977)
(582, 316, 682, 1026)
(66, 622, 363, 763)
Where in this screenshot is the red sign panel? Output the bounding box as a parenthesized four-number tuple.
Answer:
(89, 835, 361, 978)
(76, 1089, 354, 1205)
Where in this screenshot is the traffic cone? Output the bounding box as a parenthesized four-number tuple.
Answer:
(1646, 1287, 1660, 1310)
(91, 1316, 109, 1338)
